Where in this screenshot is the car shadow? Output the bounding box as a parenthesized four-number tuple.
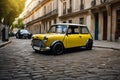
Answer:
(32, 47, 91, 56)
(64, 47, 87, 54)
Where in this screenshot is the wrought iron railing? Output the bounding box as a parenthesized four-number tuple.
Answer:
(42, 9, 58, 18)
(26, 9, 58, 26)
(91, 0, 113, 7)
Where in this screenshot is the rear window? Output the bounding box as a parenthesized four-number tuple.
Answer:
(20, 30, 29, 33)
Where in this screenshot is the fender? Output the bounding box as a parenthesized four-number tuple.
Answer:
(86, 39, 93, 45)
(50, 40, 64, 48)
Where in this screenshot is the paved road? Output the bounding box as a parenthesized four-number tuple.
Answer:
(0, 37, 120, 80)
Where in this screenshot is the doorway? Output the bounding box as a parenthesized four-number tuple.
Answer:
(116, 10, 120, 40)
(94, 13, 99, 40)
(103, 11, 108, 40)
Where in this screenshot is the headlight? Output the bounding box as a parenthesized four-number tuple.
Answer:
(43, 36, 48, 42)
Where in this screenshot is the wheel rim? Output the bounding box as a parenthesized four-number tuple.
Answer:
(55, 44, 63, 54)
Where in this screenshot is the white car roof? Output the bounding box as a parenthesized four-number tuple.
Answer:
(53, 23, 87, 27)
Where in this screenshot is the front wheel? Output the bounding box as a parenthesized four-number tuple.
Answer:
(51, 42, 64, 55)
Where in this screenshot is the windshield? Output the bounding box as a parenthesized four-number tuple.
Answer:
(20, 30, 29, 34)
(48, 25, 67, 34)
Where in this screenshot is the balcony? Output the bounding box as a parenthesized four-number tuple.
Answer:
(100, 0, 108, 3)
(91, 0, 113, 7)
(41, 9, 58, 19)
(26, 9, 58, 26)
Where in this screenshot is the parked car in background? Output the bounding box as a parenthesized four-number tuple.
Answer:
(16, 29, 32, 39)
(31, 23, 93, 54)
(9, 32, 15, 37)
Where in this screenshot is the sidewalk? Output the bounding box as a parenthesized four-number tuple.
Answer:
(93, 40, 120, 50)
(0, 40, 12, 48)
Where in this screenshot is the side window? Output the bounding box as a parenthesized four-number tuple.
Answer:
(74, 28, 79, 34)
(68, 28, 72, 34)
(67, 26, 79, 34)
(50, 27, 56, 33)
(80, 27, 89, 34)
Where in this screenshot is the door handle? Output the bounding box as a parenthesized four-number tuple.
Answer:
(79, 36, 82, 38)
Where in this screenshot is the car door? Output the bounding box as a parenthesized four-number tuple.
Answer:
(79, 26, 92, 46)
(65, 25, 83, 48)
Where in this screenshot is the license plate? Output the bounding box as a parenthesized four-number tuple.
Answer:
(33, 46, 40, 50)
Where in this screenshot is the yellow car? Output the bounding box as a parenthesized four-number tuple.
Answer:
(31, 23, 93, 54)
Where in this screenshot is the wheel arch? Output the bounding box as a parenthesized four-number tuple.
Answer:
(86, 39, 93, 44)
(50, 40, 64, 48)
(86, 38, 93, 50)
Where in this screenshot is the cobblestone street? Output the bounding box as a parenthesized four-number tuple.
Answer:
(0, 37, 120, 80)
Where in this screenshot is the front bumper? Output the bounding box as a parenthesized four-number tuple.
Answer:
(32, 46, 50, 51)
(31, 39, 50, 51)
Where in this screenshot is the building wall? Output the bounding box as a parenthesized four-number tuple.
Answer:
(22, 0, 120, 41)
(24, 0, 58, 34)
(111, 2, 120, 41)
(90, 0, 120, 41)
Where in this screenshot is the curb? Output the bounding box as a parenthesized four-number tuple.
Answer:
(93, 46, 120, 50)
(0, 41, 12, 48)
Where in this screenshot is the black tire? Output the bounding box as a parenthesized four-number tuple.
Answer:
(34, 49, 40, 53)
(86, 39, 93, 50)
(16, 34, 18, 38)
(28, 36, 31, 39)
(51, 42, 64, 55)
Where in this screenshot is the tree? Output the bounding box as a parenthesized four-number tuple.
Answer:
(0, 0, 26, 26)
(17, 18, 24, 29)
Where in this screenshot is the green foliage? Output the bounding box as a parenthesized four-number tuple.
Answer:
(0, 0, 26, 26)
(11, 18, 24, 31)
(17, 18, 24, 29)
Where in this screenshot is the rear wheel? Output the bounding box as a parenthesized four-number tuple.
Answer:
(51, 42, 64, 55)
(86, 39, 93, 50)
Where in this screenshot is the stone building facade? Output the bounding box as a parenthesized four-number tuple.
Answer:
(90, 0, 120, 41)
(22, 0, 120, 41)
(23, 0, 58, 34)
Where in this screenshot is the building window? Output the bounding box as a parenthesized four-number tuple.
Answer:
(79, 18, 84, 24)
(68, 20, 72, 23)
(63, 21, 66, 23)
(54, 19, 56, 24)
(63, 2, 67, 14)
(50, 3, 52, 12)
(70, 0, 72, 7)
(48, 21, 51, 31)
(91, 0, 96, 7)
(44, 6, 46, 14)
(80, 0, 84, 10)
(68, 0, 72, 13)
